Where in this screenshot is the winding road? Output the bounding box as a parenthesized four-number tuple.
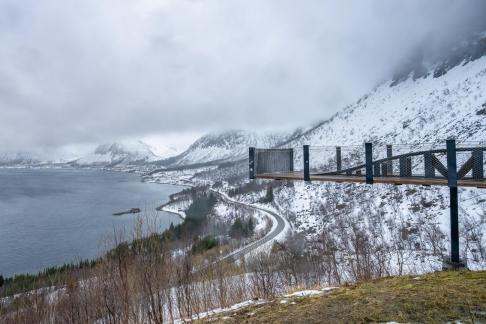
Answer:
(210, 190, 287, 262)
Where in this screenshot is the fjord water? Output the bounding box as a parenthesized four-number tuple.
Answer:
(0, 168, 183, 277)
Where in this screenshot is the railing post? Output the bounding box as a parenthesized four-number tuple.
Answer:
(447, 139, 458, 188)
(336, 146, 342, 171)
(365, 143, 373, 184)
(386, 144, 393, 175)
(449, 187, 459, 263)
(424, 151, 435, 178)
(472, 148, 484, 180)
(406, 157, 412, 177)
(249, 147, 255, 180)
(289, 149, 294, 172)
(381, 162, 388, 177)
(399, 157, 407, 177)
(374, 163, 381, 177)
(446, 139, 460, 265)
(303, 145, 310, 181)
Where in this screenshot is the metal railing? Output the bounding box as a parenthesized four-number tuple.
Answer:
(249, 140, 485, 184)
(249, 139, 486, 266)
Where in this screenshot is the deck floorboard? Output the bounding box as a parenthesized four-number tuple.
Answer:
(256, 172, 486, 188)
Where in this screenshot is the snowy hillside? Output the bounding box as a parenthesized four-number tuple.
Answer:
(155, 34, 486, 183)
(182, 46, 486, 179)
(265, 47, 486, 268)
(74, 141, 160, 167)
(286, 54, 486, 149)
(165, 130, 298, 166)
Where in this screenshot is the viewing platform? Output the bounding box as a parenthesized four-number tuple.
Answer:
(249, 140, 486, 267)
(249, 141, 486, 188)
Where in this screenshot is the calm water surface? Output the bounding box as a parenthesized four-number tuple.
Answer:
(0, 168, 183, 276)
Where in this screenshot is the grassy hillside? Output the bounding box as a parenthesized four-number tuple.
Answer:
(205, 271, 486, 323)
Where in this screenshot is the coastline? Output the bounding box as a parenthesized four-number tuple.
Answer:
(155, 186, 193, 220)
(158, 206, 186, 220)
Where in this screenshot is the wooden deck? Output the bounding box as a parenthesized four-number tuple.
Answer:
(256, 172, 486, 188)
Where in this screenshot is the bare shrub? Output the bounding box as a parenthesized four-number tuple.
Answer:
(248, 253, 279, 299)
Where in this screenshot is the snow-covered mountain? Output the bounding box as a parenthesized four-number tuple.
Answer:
(0, 150, 78, 166)
(73, 141, 160, 167)
(279, 33, 486, 154)
(150, 32, 486, 185)
(164, 130, 299, 166)
(165, 34, 486, 170)
(0, 152, 46, 166)
(0, 140, 179, 168)
(148, 144, 181, 159)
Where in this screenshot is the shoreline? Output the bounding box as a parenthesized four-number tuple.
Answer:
(155, 184, 194, 221)
(157, 206, 186, 220)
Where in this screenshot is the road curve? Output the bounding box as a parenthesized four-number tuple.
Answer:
(210, 190, 287, 262)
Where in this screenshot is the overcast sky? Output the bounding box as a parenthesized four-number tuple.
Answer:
(0, 0, 485, 154)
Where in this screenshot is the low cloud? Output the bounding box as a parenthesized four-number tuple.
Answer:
(0, 0, 485, 152)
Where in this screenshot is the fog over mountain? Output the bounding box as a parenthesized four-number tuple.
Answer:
(0, 0, 485, 154)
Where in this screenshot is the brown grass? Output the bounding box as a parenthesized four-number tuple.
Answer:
(202, 270, 486, 324)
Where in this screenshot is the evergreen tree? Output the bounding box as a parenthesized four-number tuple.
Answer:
(230, 218, 244, 238)
(191, 236, 218, 254)
(259, 185, 274, 203)
(248, 217, 255, 234)
(229, 217, 255, 238)
(266, 185, 274, 202)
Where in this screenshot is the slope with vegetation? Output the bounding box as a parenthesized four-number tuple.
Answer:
(204, 270, 486, 323)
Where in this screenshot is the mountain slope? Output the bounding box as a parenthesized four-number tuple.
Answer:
(174, 33, 486, 172)
(164, 130, 298, 167)
(207, 271, 486, 324)
(73, 141, 160, 167)
(287, 55, 486, 149)
(194, 42, 486, 184)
